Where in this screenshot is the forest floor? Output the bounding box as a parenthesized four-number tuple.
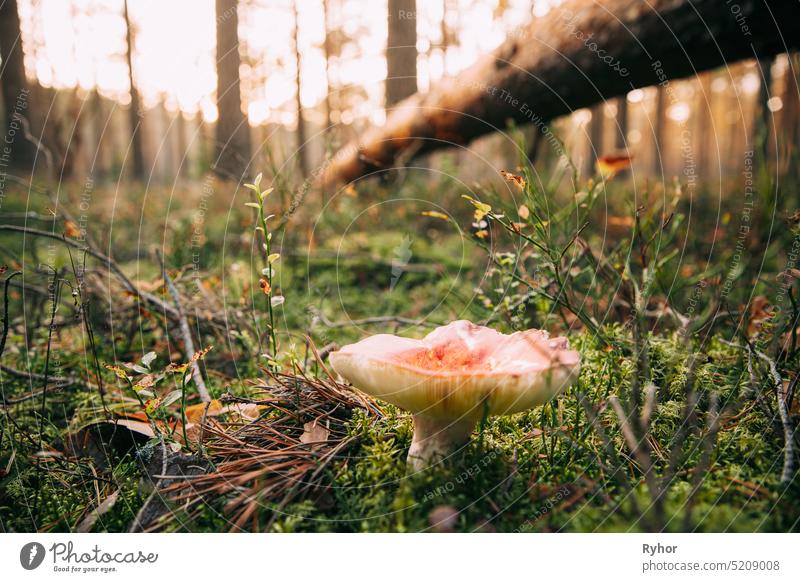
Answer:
(1, 154, 799, 532)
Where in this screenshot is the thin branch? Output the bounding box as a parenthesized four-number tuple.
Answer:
(755, 349, 796, 485)
(1, 271, 23, 361)
(0, 224, 180, 319)
(313, 310, 439, 329)
(157, 251, 210, 402)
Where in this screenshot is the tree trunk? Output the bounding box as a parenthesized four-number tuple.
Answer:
(0, 0, 37, 171)
(123, 0, 146, 180)
(323, 0, 800, 186)
(695, 72, 713, 176)
(652, 85, 667, 175)
(386, 0, 418, 108)
(586, 103, 604, 175)
(214, 0, 251, 180)
(780, 53, 799, 164)
(615, 95, 628, 151)
(753, 57, 774, 164)
(322, 0, 333, 134)
(293, 0, 309, 176)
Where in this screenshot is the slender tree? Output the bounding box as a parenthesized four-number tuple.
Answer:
(322, 0, 333, 133)
(695, 72, 714, 177)
(293, 0, 309, 176)
(780, 54, 799, 162)
(441, 0, 449, 75)
(652, 85, 667, 175)
(386, 0, 418, 108)
(587, 103, 604, 175)
(615, 95, 628, 150)
(0, 0, 37, 170)
(123, 0, 146, 180)
(753, 57, 774, 164)
(214, 0, 251, 179)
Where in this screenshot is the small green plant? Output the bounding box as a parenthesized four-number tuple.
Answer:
(104, 346, 212, 451)
(245, 173, 283, 364)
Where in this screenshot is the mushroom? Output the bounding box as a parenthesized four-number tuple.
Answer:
(329, 320, 580, 470)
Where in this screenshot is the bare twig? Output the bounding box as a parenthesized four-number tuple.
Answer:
(157, 250, 210, 402)
(609, 395, 663, 527)
(722, 339, 796, 486)
(683, 392, 720, 530)
(1, 271, 23, 361)
(577, 393, 641, 516)
(640, 382, 658, 430)
(313, 309, 439, 329)
(0, 225, 180, 319)
(755, 349, 796, 486)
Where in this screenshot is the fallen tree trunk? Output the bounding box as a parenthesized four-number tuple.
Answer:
(321, 0, 800, 186)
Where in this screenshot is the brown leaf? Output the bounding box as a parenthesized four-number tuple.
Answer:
(185, 399, 223, 424)
(113, 418, 156, 438)
(300, 420, 330, 448)
(64, 220, 81, 238)
(500, 169, 525, 190)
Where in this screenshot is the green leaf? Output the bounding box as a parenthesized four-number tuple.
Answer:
(245, 202, 261, 209)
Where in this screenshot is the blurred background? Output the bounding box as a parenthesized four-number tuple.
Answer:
(1, 0, 796, 185)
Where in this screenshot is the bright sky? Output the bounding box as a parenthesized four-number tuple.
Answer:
(16, 0, 565, 126)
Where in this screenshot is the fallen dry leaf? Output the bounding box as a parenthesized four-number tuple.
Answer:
(300, 420, 330, 449)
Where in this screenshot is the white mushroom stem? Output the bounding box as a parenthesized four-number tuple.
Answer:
(407, 413, 479, 470)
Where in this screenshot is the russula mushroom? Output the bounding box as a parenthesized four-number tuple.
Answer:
(329, 320, 580, 470)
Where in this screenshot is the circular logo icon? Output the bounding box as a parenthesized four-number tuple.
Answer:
(20, 542, 46, 570)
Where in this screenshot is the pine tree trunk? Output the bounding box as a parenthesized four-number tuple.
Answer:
(323, 0, 800, 186)
(123, 0, 146, 180)
(652, 85, 666, 175)
(695, 72, 713, 177)
(322, 0, 333, 133)
(293, 0, 309, 176)
(386, 0, 418, 108)
(587, 103, 604, 175)
(214, 0, 251, 180)
(0, 0, 37, 171)
(615, 96, 628, 151)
